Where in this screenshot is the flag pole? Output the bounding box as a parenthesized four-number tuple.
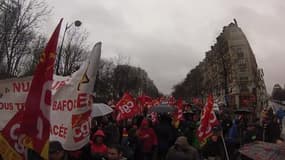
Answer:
(221, 131, 230, 160)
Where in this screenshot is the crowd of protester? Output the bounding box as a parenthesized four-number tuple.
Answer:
(43, 103, 285, 160)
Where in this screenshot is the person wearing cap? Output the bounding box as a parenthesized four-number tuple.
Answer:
(49, 141, 68, 160)
(90, 129, 108, 157)
(166, 136, 199, 160)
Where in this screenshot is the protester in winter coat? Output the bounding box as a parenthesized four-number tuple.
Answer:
(276, 108, 285, 121)
(68, 144, 91, 160)
(281, 118, 285, 140)
(220, 113, 232, 136)
(90, 129, 108, 158)
(166, 136, 200, 160)
(179, 112, 196, 145)
(120, 126, 141, 160)
(49, 141, 69, 160)
(242, 122, 262, 144)
(107, 144, 127, 160)
(201, 134, 226, 160)
(262, 115, 281, 142)
(155, 115, 176, 160)
(227, 120, 239, 144)
(104, 121, 121, 146)
(137, 118, 158, 160)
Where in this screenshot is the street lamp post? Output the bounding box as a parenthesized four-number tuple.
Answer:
(56, 20, 82, 75)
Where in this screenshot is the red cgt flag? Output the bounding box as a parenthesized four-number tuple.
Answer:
(20, 18, 63, 158)
(137, 95, 153, 107)
(116, 93, 139, 121)
(0, 19, 63, 160)
(196, 95, 219, 143)
(168, 96, 176, 106)
(175, 99, 184, 121)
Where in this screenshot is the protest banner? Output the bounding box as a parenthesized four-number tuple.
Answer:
(0, 42, 102, 154)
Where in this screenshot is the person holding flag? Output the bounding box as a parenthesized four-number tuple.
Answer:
(196, 95, 230, 160)
(201, 126, 226, 160)
(196, 95, 220, 144)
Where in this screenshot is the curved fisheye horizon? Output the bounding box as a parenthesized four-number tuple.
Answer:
(1, 1, 285, 160)
(43, 0, 285, 95)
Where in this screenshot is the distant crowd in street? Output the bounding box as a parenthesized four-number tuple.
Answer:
(44, 104, 285, 160)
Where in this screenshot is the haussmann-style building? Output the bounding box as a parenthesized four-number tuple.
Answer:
(174, 20, 268, 113)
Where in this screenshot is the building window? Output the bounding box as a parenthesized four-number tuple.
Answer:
(240, 77, 248, 81)
(240, 84, 248, 92)
(240, 67, 247, 72)
(239, 63, 246, 68)
(237, 48, 244, 58)
(239, 63, 247, 73)
(239, 59, 246, 65)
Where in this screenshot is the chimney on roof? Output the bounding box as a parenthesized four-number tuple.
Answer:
(234, 18, 238, 26)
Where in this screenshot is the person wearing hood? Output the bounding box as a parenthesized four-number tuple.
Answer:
(166, 136, 200, 160)
(90, 129, 108, 158)
(137, 118, 158, 160)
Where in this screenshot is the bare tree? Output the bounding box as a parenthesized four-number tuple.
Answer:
(112, 54, 131, 66)
(0, 0, 50, 78)
(20, 35, 47, 76)
(58, 27, 89, 76)
(94, 59, 116, 101)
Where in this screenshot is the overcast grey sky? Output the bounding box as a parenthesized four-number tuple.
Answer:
(45, 0, 285, 94)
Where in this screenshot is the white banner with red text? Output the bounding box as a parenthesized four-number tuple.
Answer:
(0, 42, 101, 151)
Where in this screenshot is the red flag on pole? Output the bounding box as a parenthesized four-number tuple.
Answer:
(151, 98, 160, 107)
(137, 95, 153, 107)
(168, 96, 176, 106)
(175, 99, 184, 121)
(0, 19, 63, 160)
(196, 95, 220, 143)
(172, 98, 183, 128)
(20, 18, 63, 158)
(116, 93, 139, 121)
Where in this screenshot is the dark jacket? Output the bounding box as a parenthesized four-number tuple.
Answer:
(179, 120, 197, 145)
(202, 137, 225, 160)
(103, 122, 120, 146)
(155, 121, 175, 152)
(166, 136, 200, 160)
(263, 121, 281, 143)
